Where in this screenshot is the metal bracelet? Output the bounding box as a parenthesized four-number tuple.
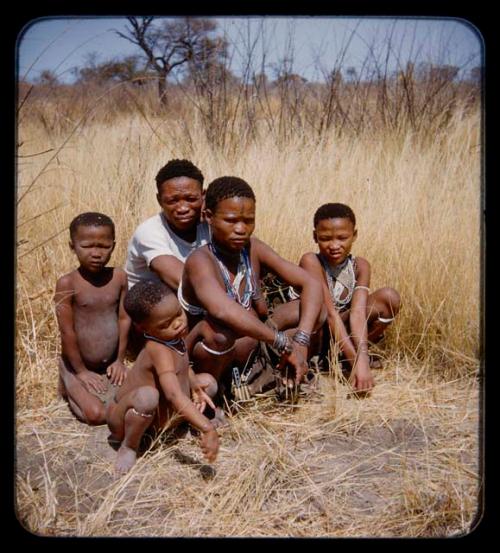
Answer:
(292, 329, 311, 347)
(273, 330, 293, 355)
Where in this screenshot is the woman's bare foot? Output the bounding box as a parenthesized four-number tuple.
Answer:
(115, 445, 137, 474)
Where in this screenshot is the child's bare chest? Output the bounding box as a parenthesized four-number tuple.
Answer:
(72, 279, 120, 312)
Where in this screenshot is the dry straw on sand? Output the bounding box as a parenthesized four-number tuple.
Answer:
(16, 85, 482, 537)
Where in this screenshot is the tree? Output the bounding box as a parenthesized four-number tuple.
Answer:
(75, 54, 152, 85)
(115, 16, 226, 104)
(346, 67, 357, 82)
(416, 62, 459, 84)
(35, 69, 59, 87)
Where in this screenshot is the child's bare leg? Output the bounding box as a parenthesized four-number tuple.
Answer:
(366, 287, 401, 343)
(107, 385, 159, 474)
(58, 357, 107, 425)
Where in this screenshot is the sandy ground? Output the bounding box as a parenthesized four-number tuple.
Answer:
(15, 365, 481, 538)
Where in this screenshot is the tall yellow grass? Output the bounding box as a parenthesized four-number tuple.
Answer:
(15, 94, 482, 537)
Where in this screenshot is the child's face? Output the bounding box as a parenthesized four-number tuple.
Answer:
(140, 295, 188, 341)
(206, 196, 256, 253)
(314, 217, 357, 266)
(157, 177, 204, 232)
(70, 225, 115, 272)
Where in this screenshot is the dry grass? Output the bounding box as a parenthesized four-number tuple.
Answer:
(15, 365, 480, 537)
(15, 91, 482, 537)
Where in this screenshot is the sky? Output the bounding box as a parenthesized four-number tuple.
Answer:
(16, 16, 483, 84)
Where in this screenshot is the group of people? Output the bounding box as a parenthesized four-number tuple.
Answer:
(54, 159, 401, 474)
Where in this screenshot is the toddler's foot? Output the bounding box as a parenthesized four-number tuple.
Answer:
(107, 433, 122, 451)
(369, 354, 383, 369)
(114, 445, 137, 474)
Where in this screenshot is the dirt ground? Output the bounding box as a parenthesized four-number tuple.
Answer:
(15, 365, 481, 538)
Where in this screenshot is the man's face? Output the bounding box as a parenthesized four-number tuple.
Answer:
(157, 177, 203, 232)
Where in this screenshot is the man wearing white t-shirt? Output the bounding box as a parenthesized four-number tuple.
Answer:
(125, 159, 210, 291)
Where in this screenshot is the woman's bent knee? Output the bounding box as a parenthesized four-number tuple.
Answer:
(195, 373, 218, 397)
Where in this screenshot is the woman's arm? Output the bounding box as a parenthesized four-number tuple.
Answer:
(255, 239, 323, 336)
(184, 250, 277, 343)
(150, 255, 185, 291)
(185, 247, 309, 385)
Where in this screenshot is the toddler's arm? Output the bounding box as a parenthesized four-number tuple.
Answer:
(189, 368, 216, 413)
(149, 342, 219, 462)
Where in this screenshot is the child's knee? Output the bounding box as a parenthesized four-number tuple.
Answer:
(382, 287, 401, 315)
(133, 386, 160, 414)
(84, 402, 106, 425)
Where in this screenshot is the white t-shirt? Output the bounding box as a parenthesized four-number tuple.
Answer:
(125, 213, 210, 289)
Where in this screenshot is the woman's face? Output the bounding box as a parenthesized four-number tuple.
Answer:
(206, 196, 256, 253)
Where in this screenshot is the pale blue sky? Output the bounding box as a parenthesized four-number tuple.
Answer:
(17, 16, 483, 83)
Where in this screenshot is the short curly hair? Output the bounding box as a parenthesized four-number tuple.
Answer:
(155, 159, 204, 191)
(69, 212, 115, 240)
(205, 176, 256, 212)
(313, 203, 356, 228)
(124, 280, 174, 324)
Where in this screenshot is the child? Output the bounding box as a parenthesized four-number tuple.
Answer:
(273, 202, 401, 393)
(54, 212, 131, 425)
(106, 280, 220, 474)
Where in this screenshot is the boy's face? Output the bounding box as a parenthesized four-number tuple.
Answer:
(314, 217, 357, 266)
(70, 225, 115, 272)
(140, 294, 188, 341)
(157, 177, 204, 232)
(205, 196, 256, 254)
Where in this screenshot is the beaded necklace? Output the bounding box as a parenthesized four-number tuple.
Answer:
(318, 254, 356, 311)
(143, 333, 186, 355)
(208, 242, 256, 309)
